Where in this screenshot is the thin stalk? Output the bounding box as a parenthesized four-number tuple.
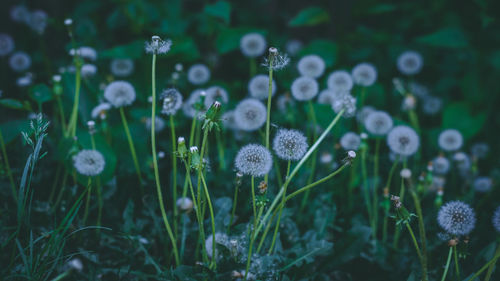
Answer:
(249, 58, 257, 78)
(405, 223, 422, 258)
(256, 208, 278, 254)
(119, 107, 143, 186)
(453, 245, 460, 280)
(361, 146, 373, 228)
(0, 129, 17, 203)
(169, 115, 178, 239)
(300, 101, 319, 211)
(200, 172, 217, 270)
(151, 53, 180, 266)
(485, 242, 500, 281)
(382, 158, 400, 242)
(90, 133, 103, 235)
(228, 184, 239, 234)
(372, 139, 381, 239)
(82, 177, 92, 225)
(393, 160, 407, 248)
(269, 160, 291, 254)
(251, 176, 257, 226)
(440, 247, 454, 281)
(263, 53, 274, 186)
(470, 243, 500, 281)
(410, 189, 428, 281)
(244, 206, 264, 281)
(66, 62, 81, 137)
(55, 95, 67, 133)
(215, 130, 226, 170)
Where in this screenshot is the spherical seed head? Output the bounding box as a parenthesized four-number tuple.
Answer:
(291, 76, 319, 101)
(347, 150, 356, 159)
(317, 89, 340, 105)
(81, 64, 97, 78)
(248, 74, 277, 100)
(160, 88, 183, 115)
(437, 201, 476, 236)
(73, 149, 105, 176)
(205, 233, 229, 259)
(145, 36, 172, 55)
(69, 46, 97, 61)
(64, 18, 73, 26)
(273, 129, 308, 161)
(10, 5, 30, 23)
(110, 58, 134, 77)
(234, 98, 266, 131)
(104, 81, 136, 107)
(433, 156, 450, 175)
(176, 197, 193, 212)
(9, 51, 31, 72)
(340, 132, 361, 151)
(221, 110, 239, 130)
(400, 168, 412, 179)
(145, 117, 165, 132)
(29, 10, 48, 35)
(327, 70, 353, 91)
(182, 89, 206, 119)
(0, 33, 15, 56)
(492, 206, 500, 232)
(235, 144, 273, 177)
(91, 103, 112, 120)
(438, 129, 463, 152)
(356, 106, 376, 123)
(473, 177, 492, 193)
(364, 111, 393, 136)
(332, 93, 357, 118)
(298, 55, 326, 78)
(175, 63, 183, 71)
(187, 64, 210, 85)
(422, 96, 442, 115)
(240, 33, 267, 58)
(68, 258, 83, 271)
(352, 62, 377, 86)
(387, 125, 420, 156)
(52, 75, 61, 82)
(397, 50, 423, 75)
(204, 86, 229, 108)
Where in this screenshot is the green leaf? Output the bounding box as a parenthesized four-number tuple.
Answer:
(289, 6, 330, 27)
(442, 102, 487, 139)
(298, 39, 337, 67)
(204, 1, 231, 24)
(29, 84, 53, 104)
(0, 99, 25, 110)
(415, 28, 468, 48)
(166, 37, 201, 61)
(0, 120, 30, 144)
(100, 40, 145, 59)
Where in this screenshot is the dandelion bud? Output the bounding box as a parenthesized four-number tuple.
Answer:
(258, 181, 267, 194)
(64, 18, 73, 26)
(87, 120, 95, 134)
(400, 168, 411, 179)
(347, 150, 356, 159)
(177, 137, 188, 158)
(190, 146, 198, 153)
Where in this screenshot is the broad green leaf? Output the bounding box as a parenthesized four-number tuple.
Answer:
(204, 1, 231, 24)
(0, 99, 25, 110)
(442, 102, 486, 139)
(289, 6, 330, 27)
(415, 28, 468, 48)
(0, 120, 30, 144)
(100, 40, 145, 59)
(29, 84, 53, 104)
(298, 39, 337, 67)
(166, 37, 200, 61)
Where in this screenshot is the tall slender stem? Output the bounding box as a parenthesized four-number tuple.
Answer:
(151, 53, 180, 266)
(410, 189, 428, 281)
(119, 107, 143, 185)
(0, 129, 16, 203)
(244, 206, 264, 281)
(251, 176, 257, 226)
(453, 245, 460, 280)
(469, 242, 500, 281)
(263, 54, 274, 186)
(269, 160, 291, 254)
(228, 182, 239, 234)
(441, 247, 454, 281)
(200, 172, 217, 270)
(372, 139, 381, 238)
(300, 101, 318, 211)
(67, 62, 81, 137)
(383, 157, 400, 242)
(485, 242, 500, 281)
(169, 115, 178, 239)
(82, 177, 92, 225)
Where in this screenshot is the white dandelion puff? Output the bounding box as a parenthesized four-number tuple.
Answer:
(438, 129, 463, 152)
(297, 55, 325, 78)
(317, 89, 339, 105)
(176, 197, 194, 212)
(248, 74, 277, 100)
(332, 93, 357, 118)
(387, 125, 420, 156)
(364, 111, 393, 136)
(222, 110, 239, 130)
(73, 149, 105, 176)
(204, 86, 229, 108)
(352, 63, 377, 86)
(104, 81, 136, 107)
(145, 35, 172, 55)
(0, 33, 15, 56)
(327, 70, 353, 91)
(397, 50, 423, 75)
(235, 144, 273, 177)
(69, 46, 97, 61)
(240, 33, 267, 58)
(262, 51, 290, 71)
(470, 142, 489, 159)
(291, 76, 319, 101)
(10, 5, 30, 23)
(473, 177, 493, 193)
(182, 89, 206, 119)
(28, 10, 48, 35)
(9, 51, 31, 72)
(356, 106, 376, 123)
(81, 64, 97, 78)
(433, 156, 450, 175)
(273, 129, 308, 161)
(422, 96, 442, 115)
(340, 132, 361, 151)
(91, 103, 112, 120)
(276, 94, 296, 112)
(234, 99, 267, 131)
(285, 39, 303, 56)
(160, 88, 183, 115)
(110, 58, 134, 77)
(437, 201, 476, 236)
(187, 64, 210, 85)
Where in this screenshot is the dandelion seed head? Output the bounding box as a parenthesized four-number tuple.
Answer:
(327, 70, 353, 91)
(401, 95, 417, 111)
(176, 197, 193, 212)
(145, 36, 172, 55)
(248, 74, 277, 100)
(182, 89, 205, 119)
(356, 106, 376, 123)
(317, 89, 339, 105)
(110, 58, 134, 77)
(240, 33, 266, 58)
(10, 5, 30, 23)
(422, 96, 442, 115)
(400, 168, 412, 179)
(473, 177, 492, 193)
(437, 201, 476, 236)
(9, 51, 31, 72)
(160, 88, 183, 115)
(352, 62, 377, 86)
(222, 110, 239, 130)
(73, 149, 105, 176)
(397, 50, 423, 75)
(0, 33, 15, 56)
(187, 64, 210, 85)
(433, 156, 450, 175)
(320, 152, 333, 164)
(204, 86, 228, 108)
(81, 64, 97, 77)
(69, 46, 97, 61)
(492, 206, 500, 232)
(28, 10, 48, 35)
(64, 18, 73, 26)
(332, 93, 357, 118)
(285, 39, 303, 56)
(387, 125, 420, 156)
(364, 111, 393, 136)
(91, 103, 112, 120)
(471, 142, 489, 159)
(145, 116, 165, 132)
(104, 81, 136, 107)
(273, 129, 308, 161)
(298, 55, 325, 78)
(16, 74, 32, 87)
(276, 94, 296, 112)
(408, 82, 429, 99)
(235, 144, 272, 177)
(262, 48, 290, 71)
(291, 76, 319, 101)
(438, 129, 463, 152)
(68, 258, 83, 271)
(205, 233, 229, 259)
(340, 132, 361, 151)
(234, 99, 266, 131)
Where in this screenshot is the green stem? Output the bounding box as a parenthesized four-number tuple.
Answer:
(228, 182, 239, 234)
(269, 160, 291, 254)
(256, 208, 278, 254)
(151, 53, 180, 266)
(372, 139, 381, 239)
(249, 58, 257, 78)
(244, 206, 264, 281)
(485, 242, 500, 281)
(251, 176, 257, 226)
(361, 146, 373, 229)
(200, 172, 217, 270)
(441, 247, 454, 281)
(382, 158, 400, 242)
(453, 245, 460, 280)
(300, 101, 318, 211)
(406, 222, 422, 260)
(410, 189, 428, 281)
(55, 95, 67, 133)
(263, 54, 274, 186)
(170, 115, 178, 240)
(470, 242, 500, 281)
(0, 129, 17, 203)
(67, 61, 81, 137)
(215, 130, 226, 170)
(393, 160, 407, 248)
(82, 177, 92, 225)
(119, 107, 143, 186)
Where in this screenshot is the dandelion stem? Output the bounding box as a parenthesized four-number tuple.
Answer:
(66, 60, 81, 137)
(440, 247, 454, 281)
(228, 181, 240, 234)
(119, 107, 143, 186)
(469, 242, 500, 281)
(410, 188, 428, 281)
(249, 58, 257, 78)
(453, 245, 460, 280)
(55, 95, 67, 133)
(382, 157, 400, 242)
(263, 52, 274, 186)
(256, 208, 278, 254)
(269, 160, 291, 254)
(82, 177, 92, 225)
(372, 139, 381, 239)
(0, 128, 17, 203)
(151, 53, 180, 266)
(244, 205, 264, 281)
(200, 172, 217, 270)
(215, 130, 226, 170)
(169, 115, 178, 240)
(361, 145, 373, 232)
(405, 222, 422, 261)
(251, 176, 257, 227)
(300, 101, 318, 212)
(393, 160, 407, 248)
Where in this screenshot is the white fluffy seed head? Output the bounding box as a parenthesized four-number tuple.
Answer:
(104, 81, 136, 107)
(387, 125, 420, 156)
(81, 64, 97, 77)
(248, 74, 277, 100)
(397, 50, 423, 75)
(10, 5, 30, 23)
(276, 94, 296, 112)
(73, 149, 105, 176)
(332, 93, 357, 118)
(182, 89, 205, 119)
(0, 33, 15, 56)
(240, 33, 267, 58)
(471, 142, 489, 159)
(297, 55, 325, 78)
(317, 89, 339, 105)
(9, 51, 31, 72)
(64, 18, 73, 26)
(69, 46, 97, 61)
(176, 197, 194, 212)
(291, 76, 319, 101)
(161, 88, 183, 115)
(422, 96, 442, 115)
(187, 64, 210, 85)
(204, 86, 229, 108)
(437, 201, 476, 236)
(356, 106, 376, 123)
(29, 10, 48, 35)
(327, 70, 353, 91)
(352, 63, 377, 86)
(347, 150, 356, 159)
(433, 156, 450, 175)
(286, 39, 303, 56)
(473, 177, 492, 193)
(400, 168, 412, 179)
(91, 103, 111, 120)
(273, 129, 308, 161)
(340, 132, 361, 151)
(110, 58, 134, 77)
(364, 111, 393, 136)
(144, 36, 172, 55)
(438, 129, 463, 152)
(492, 206, 500, 232)
(234, 98, 266, 131)
(235, 144, 272, 177)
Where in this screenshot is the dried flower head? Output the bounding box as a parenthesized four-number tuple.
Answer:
(73, 149, 105, 176)
(273, 129, 308, 161)
(235, 144, 273, 177)
(204, 86, 229, 108)
(240, 33, 267, 58)
(297, 55, 325, 78)
(437, 201, 476, 236)
(248, 74, 277, 100)
(0, 33, 15, 56)
(351, 63, 377, 86)
(104, 81, 136, 107)
(291, 76, 319, 101)
(263, 48, 290, 71)
(327, 70, 353, 91)
(9, 51, 31, 72)
(473, 177, 492, 193)
(438, 129, 463, 152)
(340, 132, 361, 151)
(364, 111, 393, 136)
(397, 50, 423, 75)
(234, 98, 267, 131)
(160, 88, 183, 115)
(187, 64, 210, 85)
(145, 35, 172, 55)
(110, 58, 134, 77)
(387, 125, 420, 156)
